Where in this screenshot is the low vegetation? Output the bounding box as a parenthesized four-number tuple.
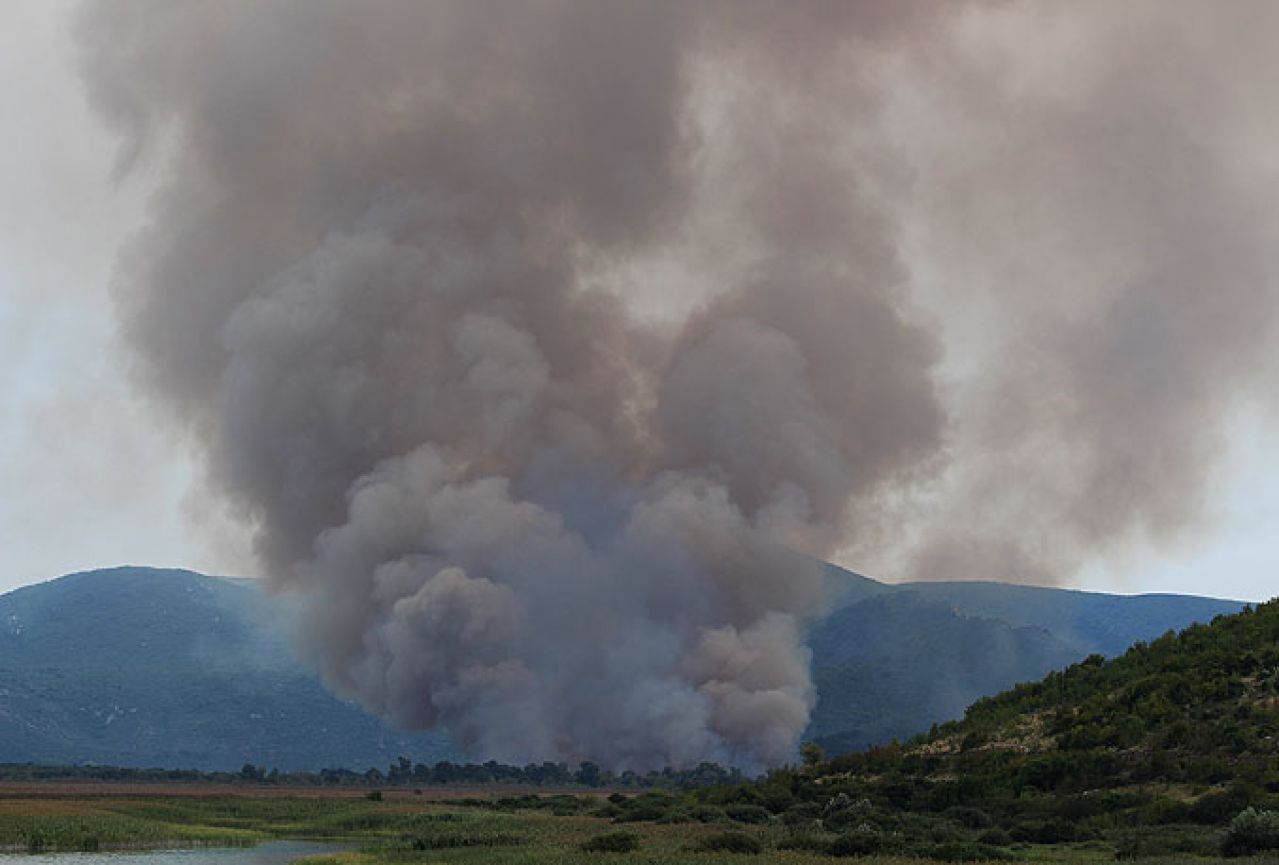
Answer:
(581, 830, 641, 852)
(693, 830, 764, 854)
(0, 805, 260, 853)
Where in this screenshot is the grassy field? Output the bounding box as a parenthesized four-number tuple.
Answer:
(0, 785, 1274, 864)
(0, 794, 260, 852)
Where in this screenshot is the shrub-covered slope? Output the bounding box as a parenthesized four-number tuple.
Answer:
(786, 599, 1279, 857)
(571, 600, 1279, 861)
(936, 596, 1279, 775)
(475, 600, 1278, 861)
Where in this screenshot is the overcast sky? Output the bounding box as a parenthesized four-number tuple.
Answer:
(0, 1, 1275, 602)
(0, 0, 254, 592)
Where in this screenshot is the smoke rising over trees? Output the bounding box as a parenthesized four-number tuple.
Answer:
(78, 1, 1279, 768)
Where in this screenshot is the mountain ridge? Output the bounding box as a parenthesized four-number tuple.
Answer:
(0, 564, 1245, 770)
(0, 566, 455, 771)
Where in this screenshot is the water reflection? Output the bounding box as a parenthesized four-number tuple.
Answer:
(0, 841, 346, 865)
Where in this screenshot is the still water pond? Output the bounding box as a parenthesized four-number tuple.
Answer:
(0, 842, 346, 865)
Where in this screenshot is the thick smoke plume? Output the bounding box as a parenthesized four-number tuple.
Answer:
(79, 1, 1279, 768)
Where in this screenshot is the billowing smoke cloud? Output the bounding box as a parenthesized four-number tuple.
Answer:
(77, 0, 1279, 768)
(76, 0, 945, 769)
(841, 1, 1279, 583)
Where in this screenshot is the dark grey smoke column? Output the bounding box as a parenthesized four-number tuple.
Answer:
(82, 0, 1279, 768)
(78, 1, 944, 769)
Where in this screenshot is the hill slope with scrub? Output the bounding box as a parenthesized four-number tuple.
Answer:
(784, 597, 1279, 858)
(550, 597, 1279, 861)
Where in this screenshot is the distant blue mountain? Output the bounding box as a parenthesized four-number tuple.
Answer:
(808, 563, 1246, 752)
(888, 578, 1245, 657)
(0, 565, 1246, 769)
(0, 567, 454, 771)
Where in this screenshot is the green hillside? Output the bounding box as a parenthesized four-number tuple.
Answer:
(935, 597, 1279, 780)
(782, 598, 1279, 859)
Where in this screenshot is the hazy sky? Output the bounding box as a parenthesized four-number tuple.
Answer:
(0, 1, 1275, 603)
(0, 0, 254, 592)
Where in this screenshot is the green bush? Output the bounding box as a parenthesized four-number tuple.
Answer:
(1009, 817, 1080, 843)
(656, 808, 693, 824)
(690, 805, 726, 823)
(776, 833, 832, 853)
(940, 806, 992, 829)
(614, 804, 668, 823)
(1222, 808, 1279, 857)
(827, 828, 899, 857)
(1140, 795, 1191, 824)
(927, 841, 1012, 861)
(758, 786, 797, 814)
(924, 820, 966, 844)
(582, 831, 641, 853)
(401, 832, 524, 850)
(725, 804, 771, 824)
(1114, 826, 1219, 860)
(694, 831, 762, 854)
(1189, 786, 1254, 824)
(977, 828, 1012, 846)
(781, 802, 823, 827)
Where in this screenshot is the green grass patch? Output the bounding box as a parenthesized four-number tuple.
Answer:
(692, 831, 763, 854)
(0, 812, 259, 852)
(581, 830, 641, 852)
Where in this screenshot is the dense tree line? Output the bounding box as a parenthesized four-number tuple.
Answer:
(0, 758, 743, 790)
